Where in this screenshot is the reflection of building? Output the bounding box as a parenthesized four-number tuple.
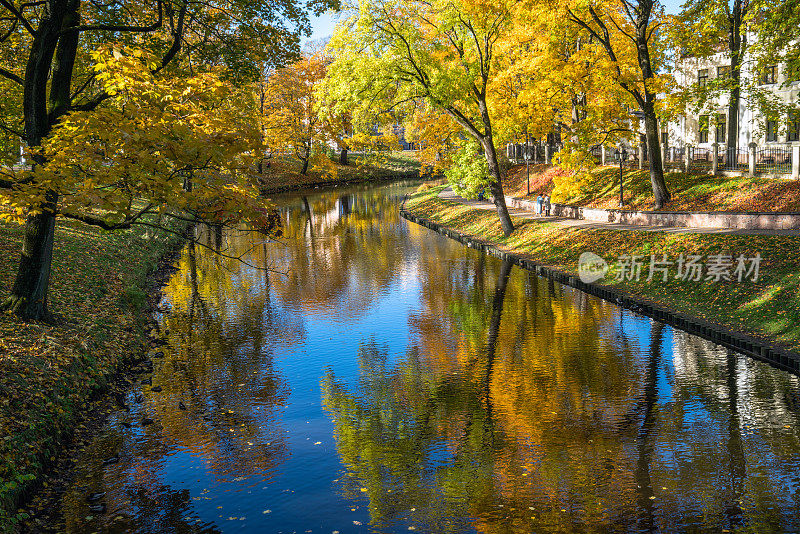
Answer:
(318, 194, 356, 231)
(671, 330, 799, 426)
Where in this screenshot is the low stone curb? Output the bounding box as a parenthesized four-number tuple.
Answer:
(400, 208, 800, 375)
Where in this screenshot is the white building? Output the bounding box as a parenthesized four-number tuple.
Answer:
(668, 44, 800, 151)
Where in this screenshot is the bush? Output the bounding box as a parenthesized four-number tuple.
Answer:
(445, 140, 490, 200)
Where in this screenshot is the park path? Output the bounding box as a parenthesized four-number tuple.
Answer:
(438, 187, 800, 236)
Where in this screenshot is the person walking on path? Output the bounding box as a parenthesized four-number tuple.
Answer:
(535, 194, 543, 216)
(543, 194, 551, 216)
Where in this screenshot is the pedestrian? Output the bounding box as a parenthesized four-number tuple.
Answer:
(535, 194, 543, 216)
(543, 194, 551, 216)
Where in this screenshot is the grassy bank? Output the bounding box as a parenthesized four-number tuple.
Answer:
(256, 150, 422, 193)
(504, 164, 800, 212)
(407, 184, 800, 353)
(0, 218, 184, 529)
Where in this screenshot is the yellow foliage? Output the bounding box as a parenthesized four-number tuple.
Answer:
(260, 53, 328, 172)
(404, 106, 462, 174)
(0, 46, 270, 228)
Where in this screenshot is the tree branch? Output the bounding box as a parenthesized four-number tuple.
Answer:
(0, 0, 35, 34)
(0, 119, 23, 136)
(60, 0, 162, 34)
(70, 91, 111, 112)
(154, 0, 187, 73)
(0, 65, 23, 85)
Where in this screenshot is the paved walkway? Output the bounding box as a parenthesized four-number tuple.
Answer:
(438, 187, 800, 235)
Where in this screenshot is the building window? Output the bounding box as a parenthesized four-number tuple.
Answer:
(766, 120, 778, 142)
(717, 65, 730, 79)
(699, 115, 709, 143)
(788, 115, 800, 142)
(698, 69, 708, 87)
(715, 114, 726, 143)
(661, 132, 668, 146)
(759, 65, 777, 85)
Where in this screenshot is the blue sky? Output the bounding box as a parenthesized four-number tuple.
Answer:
(305, 11, 339, 44)
(307, 1, 686, 42)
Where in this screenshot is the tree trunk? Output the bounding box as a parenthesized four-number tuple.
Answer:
(480, 136, 514, 236)
(4, 191, 58, 319)
(643, 103, 670, 208)
(635, 321, 663, 532)
(726, 3, 745, 156)
(481, 258, 513, 430)
(633, 0, 670, 209)
(301, 156, 310, 175)
(339, 147, 348, 166)
(3, 0, 74, 320)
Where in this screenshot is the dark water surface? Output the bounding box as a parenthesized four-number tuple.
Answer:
(62, 182, 800, 533)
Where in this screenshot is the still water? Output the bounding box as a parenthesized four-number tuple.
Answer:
(63, 181, 800, 533)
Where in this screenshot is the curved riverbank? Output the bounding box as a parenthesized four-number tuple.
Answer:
(256, 151, 422, 195)
(259, 170, 421, 195)
(403, 185, 800, 374)
(0, 219, 187, 530)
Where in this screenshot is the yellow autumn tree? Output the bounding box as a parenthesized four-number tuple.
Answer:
(0, 0, 332, 320)
(320, 0, 524, 236)
(1, 47, 275, 260)
(492, 0, 656, 200)
(260, 53, 334, 176)
(404, 105, 463, 175)
(558, 0, 673, 207)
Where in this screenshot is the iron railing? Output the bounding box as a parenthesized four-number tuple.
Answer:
(755, 146, 792, 174)
(687, 147, 712, 174)
(589, 145, 603, 164)
(506, 142, 795, 176)
(664, 147, 685, 171)
(720, 147, 749, 172)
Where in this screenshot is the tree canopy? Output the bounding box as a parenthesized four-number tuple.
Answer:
(0, 0, 337, 319)
(320, 0, 522, 235)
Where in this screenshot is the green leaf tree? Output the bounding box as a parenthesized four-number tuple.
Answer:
(319, 0, 518, 236)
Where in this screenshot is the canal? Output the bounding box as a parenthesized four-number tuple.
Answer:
(61, 181, 800, 533)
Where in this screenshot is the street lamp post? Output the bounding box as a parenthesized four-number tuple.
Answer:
(614, 148, 627, 208)
(525, 136, 530, 196)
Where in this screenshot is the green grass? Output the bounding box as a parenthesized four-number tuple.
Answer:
(407, 184, 800, 352)
(0, 216, 185, 529)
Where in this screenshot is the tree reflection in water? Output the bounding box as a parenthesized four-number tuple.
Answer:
(60, 222, 299, 531)
(56, 183, 800, 533)
(323, 252, 800, 533)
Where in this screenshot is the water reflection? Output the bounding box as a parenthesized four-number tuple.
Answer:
(322, 253, 800, 533)
(59, 181, 800, 533)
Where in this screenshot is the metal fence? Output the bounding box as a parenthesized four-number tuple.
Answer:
(720, 147, 749, 172)
(664, 147, 685, 171)
(755, 146, 792, 174)
(506, 142, 796, 176)
(687, 147, 712, 174)
(589, 145, 603, 164)
(507, 143, 551, 163)
(621, 153, 639, 168)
